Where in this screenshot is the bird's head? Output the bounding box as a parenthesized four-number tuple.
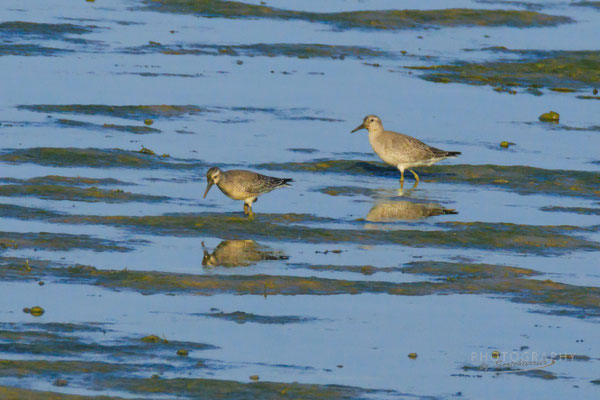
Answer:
(351, 115, 383, 133)
(204, 167, 222, 198)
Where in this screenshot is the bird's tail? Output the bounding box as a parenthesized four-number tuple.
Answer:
(281, 178, 293, 187)
(442, 208, 458, 215)
(445, 151, 461, 157)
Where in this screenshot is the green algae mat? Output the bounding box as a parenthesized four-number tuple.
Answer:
(140, 1, 571, 30)
(409, 49, 600, 93)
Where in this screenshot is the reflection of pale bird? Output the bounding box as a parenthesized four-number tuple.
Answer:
(351, 115, 460, 187)
(366, 201, 457, 222)
(204, 167, 292, 215)
(202, 240, 288, 267)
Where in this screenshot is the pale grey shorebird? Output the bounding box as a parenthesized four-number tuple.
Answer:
(351, 115, 461, 187)
(203, 167, 292, 216)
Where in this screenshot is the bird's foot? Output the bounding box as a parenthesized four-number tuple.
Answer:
(408, 169, 420, 182)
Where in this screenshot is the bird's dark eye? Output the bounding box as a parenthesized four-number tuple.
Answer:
(370, 119, 374, 122)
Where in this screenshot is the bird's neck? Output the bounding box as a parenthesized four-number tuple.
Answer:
(368, 128, 384, 137)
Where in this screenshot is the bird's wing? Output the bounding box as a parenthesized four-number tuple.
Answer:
(227, 170, 291, 195)
(249, 173, 292, 194)
(428, 146, 461, 158)
(383, 131, 437, 162)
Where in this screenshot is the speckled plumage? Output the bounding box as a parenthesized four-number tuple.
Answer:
(203, 167, 292, 215)
(352, 115, 460, 186)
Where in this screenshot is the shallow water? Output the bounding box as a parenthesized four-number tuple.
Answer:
(1, 0, 599, 399)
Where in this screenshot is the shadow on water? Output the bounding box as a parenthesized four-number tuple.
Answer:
(366, 200, 457, 222)
(202, 240, 289, 267)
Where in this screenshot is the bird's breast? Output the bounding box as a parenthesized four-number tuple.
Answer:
(217, 182, 246, 200)
(368, 132, 398, 166)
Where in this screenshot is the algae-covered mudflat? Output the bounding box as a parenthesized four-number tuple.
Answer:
(1, 0, 599, 399)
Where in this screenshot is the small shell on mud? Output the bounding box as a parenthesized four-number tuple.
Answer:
(29, 306, 45, 317)
(144, 119, 154, 126)
(141, 335, 165, 343)
(250, 375, 259, 381)
(492, 350, 500, 359)
(539, 111, 559, 123)
(500, 141, 515, 148)
(177, 349, 189, 356)
(408, 353, 418, 359)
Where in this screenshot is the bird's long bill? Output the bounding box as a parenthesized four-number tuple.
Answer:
(203, 181, 214, 198)
(351, 123, 365, 133)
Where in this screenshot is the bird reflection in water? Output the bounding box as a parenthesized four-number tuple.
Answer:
(366, 200, 457, 222)
(202, 240, 289, 267)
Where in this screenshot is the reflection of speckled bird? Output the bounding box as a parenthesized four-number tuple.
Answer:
(366, 201, 457, 222)
(202, 240, 288, 267)
(351, 115, 460, 187)
(203, 167, 292, 215)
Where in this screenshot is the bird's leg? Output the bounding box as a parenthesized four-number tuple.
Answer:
(243, 203, 249, 215)
(399, 167, 405, 189)
(247, 206, 255, 220)
(408, 169, 420, 183)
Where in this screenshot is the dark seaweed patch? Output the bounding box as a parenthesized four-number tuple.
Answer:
(475, 0, 545, 11)
(573, 1, 600, 9)
(0, 320, 397, 399)
(19, 104, 340, 123)
(541, 206, 600, 215)
(409, 50, 600, 92)
(0, 21, 95, 38)
(57, 119, 161, 134)
(0, 182, 166, 203)
(0, 205, 596, 255)
(200, 311, 315, 324)
(258, 160, 600, 199)
(300, 264, 401, 275)
(19, 104, 210, 120)
(287, 148, 319, 154)
(125, 42, 391, 60)
(6, 175, 133, 187)
(117, 71, 204, 78)
(0, 231, 130, 253)
(60, 214, 600, 254)
(4, 258, 600, 316)
(554, 124, 600, 133)
(0, 147, 205, 169)
(140, 1, 571, 30)
(0, 44, 69, 57)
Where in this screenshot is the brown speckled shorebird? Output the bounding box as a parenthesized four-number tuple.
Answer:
(351, 115, 461, 187)
(203, 167, 292, 216)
